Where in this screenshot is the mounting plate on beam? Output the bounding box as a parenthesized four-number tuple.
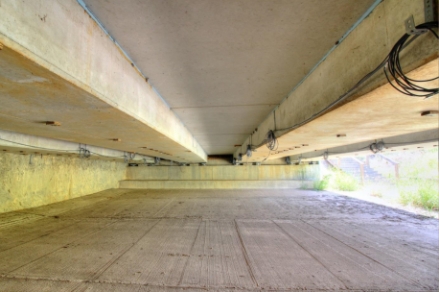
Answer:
(405, 15, 428, 35)
(424, 0, 437, 22)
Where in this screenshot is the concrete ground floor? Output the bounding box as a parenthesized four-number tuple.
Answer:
(0, 188, 438, 291)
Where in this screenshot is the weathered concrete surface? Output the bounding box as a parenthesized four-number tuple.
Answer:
(0, 152, 126, 213)
(240, 59, 439, 162)
(235, 0, 438, 161)
(121, 164, 319, 189)
(83, 0, 376, 155)
(0, 129, 155, 163)
(126, 165, 319, 180)
(0, 0, 206, 163)
(288, 128, 439, 162)
(120, 180, 311, 189)
(0, 189, 437, 291)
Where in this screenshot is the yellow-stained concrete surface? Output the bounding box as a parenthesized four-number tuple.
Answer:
(241, 60, 439, 162)
(122, 164, 319, 189)
(120, 180, 311, 189)
(0, 152, 126, 213)
(0, 188, 437, 291)
(126, 165, 319, 180)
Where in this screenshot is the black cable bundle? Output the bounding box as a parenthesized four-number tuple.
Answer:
(246, 21, 437, 155)
(385, 21, 439, 98)
(274, 22, 438, 135)
(265, 130, 278, 151)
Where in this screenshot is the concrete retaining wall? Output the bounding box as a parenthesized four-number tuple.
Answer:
(122, 164, 319, 189)
(120, 180, 313, 189)
(0, 152, 126, 213)
(126, 164, 319, 181)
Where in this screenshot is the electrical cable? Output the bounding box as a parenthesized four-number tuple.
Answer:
(0, 137, 135, 160)
(246, 129, 278, 155)
(246, 144, 252, 157)
(273, 21, 438, 134)
(238, 22, 437, 160)
(369, 144, 379, 154)
(320, 138, 437, 157)
(0, 137, 78, 153)
(79, 147, 91, 158)
(244, 21, 437, 158)
(384, 22, 439, 98)
(264, 130, 278, 151)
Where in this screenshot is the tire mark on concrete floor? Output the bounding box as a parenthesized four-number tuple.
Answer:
(88, 219, 162, 281)
(152, 198, 175, 218)
(177, 219, 203, 286)
(233, 220, 259, 287)
(0, 219, 77, 254)
(272, 220, 348, 289)
(5, 220, 119, 275)
(301, 219, 427, 289)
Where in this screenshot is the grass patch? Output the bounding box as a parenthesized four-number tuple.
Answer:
(313, 171, 360, 191)
(398, 178, 439, 211)
(313, 175, 331, 191)
(370, 191, 383, 198)
(394, 149, 439, 211)
(332, 170, 360, 191)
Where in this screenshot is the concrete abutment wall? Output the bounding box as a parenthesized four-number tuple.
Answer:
(121, 164, 320, 189)
(0, 151, 126, 213)
(0, 150, 320, 213)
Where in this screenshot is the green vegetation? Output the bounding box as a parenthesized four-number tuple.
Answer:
(313, 170, 360, 191)
(395, 148, 439, 211)
(312, 148, 438, 213)
(313, 175, 331, 191)
(398, 179, 438, 210)
(332, 170, 360, 191)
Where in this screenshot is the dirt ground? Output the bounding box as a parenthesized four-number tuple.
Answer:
(332, 184, 439, 219)
(0, 188, 437, 291)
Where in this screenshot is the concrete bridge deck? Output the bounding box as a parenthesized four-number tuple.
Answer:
(0, 188, 437, 291)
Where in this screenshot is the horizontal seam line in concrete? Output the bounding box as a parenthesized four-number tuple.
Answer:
(171, 104, 278, 109)
(247, 0, 384, 138)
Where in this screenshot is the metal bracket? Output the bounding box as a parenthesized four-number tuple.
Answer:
(405, 16, 428, 35)
(424, 0, 437, 22)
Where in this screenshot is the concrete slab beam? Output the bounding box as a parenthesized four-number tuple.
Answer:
(0, 0, 207, 163)
(287, 129, 439, 162)
(0, 130, 155, 163)
(235, 0, 438, 162)
(239, 59, 438, 162)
